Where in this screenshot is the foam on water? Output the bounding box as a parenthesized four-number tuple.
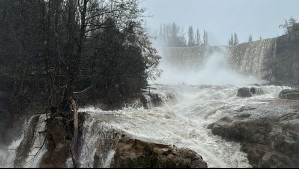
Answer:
(79, 84, 290, 168)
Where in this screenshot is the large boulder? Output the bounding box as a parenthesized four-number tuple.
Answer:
(113, 135, 208, 168)
(279, 89, 299, 100)
(237, 87, 253, 97)
(237, 87, 263, 98)
(40, 113, 86, 168)
(249, 87, 263, 95)
(39, 113, 208, 168)
(40, 117, 73, 168)
(208, 100, 299, 168)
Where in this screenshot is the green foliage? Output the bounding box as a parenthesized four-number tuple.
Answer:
(87, 18, 149, 102)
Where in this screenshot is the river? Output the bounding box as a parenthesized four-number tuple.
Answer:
(0, 49, 291, 167)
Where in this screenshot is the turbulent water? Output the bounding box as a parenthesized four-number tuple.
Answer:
(76, 48, 290, 168)
(78, 84, 289, 168)
(0, 48, 292, 168)
(0, 115, 47, 168)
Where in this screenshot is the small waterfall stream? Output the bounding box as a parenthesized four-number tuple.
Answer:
(0, 115, 47, 168)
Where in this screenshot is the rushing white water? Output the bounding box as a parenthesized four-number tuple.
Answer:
(0, 46, 291, 168)
(23, 115, 47, 168)
(0, 135, 24, 168)
(82, 83, 290, 167)
(156, 47, 264, 86)
(79, 84, 290, 168)
(0, 115, 47, 168)
(77, 48, 290, 168)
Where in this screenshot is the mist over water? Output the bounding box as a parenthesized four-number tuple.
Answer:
(153, 48, 264, 86)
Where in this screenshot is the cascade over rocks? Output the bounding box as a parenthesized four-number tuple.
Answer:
(140, 93, 163, 109)
(40, 112, 85, 168)
(39, 112, 207, 168)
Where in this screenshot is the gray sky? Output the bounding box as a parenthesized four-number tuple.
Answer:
(141, 0, 299, 45)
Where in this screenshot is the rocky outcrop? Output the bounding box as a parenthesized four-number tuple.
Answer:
(279, 89, 299, 100)
(249, 87, 263, 95)
(40, 117, 73, 168)
(237, 87, 263, 97)
(208, 100, 299, 168)
(40, 113, 85, 168)
(237, 88, 253, 97)
(113, 135, 207, 168)
(39, 113, 207, 168)
(140, 93, 163, 109)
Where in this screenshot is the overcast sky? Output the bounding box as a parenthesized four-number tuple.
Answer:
(141, 0, 299, 45)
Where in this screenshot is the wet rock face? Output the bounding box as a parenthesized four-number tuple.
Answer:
(279, 89, 299, 100)
(208, 101, 299, 168)
(237, 87, 253, 97)
(140, 93, 163, 109)
(38, 113, 208, 168)
(112, 135, 208, 168)
(40, 117, 72, 168)
(40, 112, 86, 168)
(237, 87, 263, 98)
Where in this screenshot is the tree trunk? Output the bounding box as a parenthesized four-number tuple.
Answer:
(70, 97, 79, 168)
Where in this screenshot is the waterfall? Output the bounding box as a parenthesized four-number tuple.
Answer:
(78, 116, 120, 168)
(158, 39, 278, 81)
(159, 46, 223, 71)
(0, 84, 291, 168)
(0, 114, 47, 168)
(229, 38, 276, 78)
(143, 95, 153, 109)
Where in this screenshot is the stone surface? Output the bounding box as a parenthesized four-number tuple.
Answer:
(279, 89, 299, 100)
(237, 87, 253, 97)
(140, 93, 163, 109)
(40, 117, 72, 168)
(237, 87, 263, 98)
(208, 100, 299, 168)
(112, 135, 208, 168)
(40, 112, 85, 168)
(39, 113, 208, 168)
